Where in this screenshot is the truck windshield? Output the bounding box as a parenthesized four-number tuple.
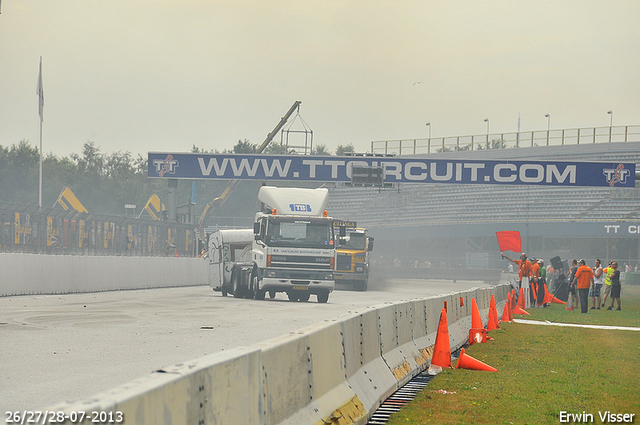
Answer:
(265, 218, 334, 249)
(342, 232, 366, 250)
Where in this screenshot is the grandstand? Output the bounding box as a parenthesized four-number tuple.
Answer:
(327, 141, 640, 269)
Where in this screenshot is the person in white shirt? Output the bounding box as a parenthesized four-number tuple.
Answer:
(590, 259, 604, 310)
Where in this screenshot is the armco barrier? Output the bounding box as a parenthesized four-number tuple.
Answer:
(46, 284, 509, 425)
(0, 253, 208, 296)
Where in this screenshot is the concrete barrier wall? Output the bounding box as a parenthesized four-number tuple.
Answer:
(47, 284, 510, 425)
(0, 253, 208, 296)
(377, 266, 502, 282)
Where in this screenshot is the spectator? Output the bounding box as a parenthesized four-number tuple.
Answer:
(567, 259, 579, 311)
(501, 252, 533, 300)
(606, 261, 622, 311)
(590, 259, 604, 310)
(531, 257, 541, 305)
(537, 260, 546, 308)
(601, 262, 614, 308)
(574, 259, 594, 314)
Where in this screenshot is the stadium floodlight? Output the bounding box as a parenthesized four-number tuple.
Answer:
(484, 118, 489, 148)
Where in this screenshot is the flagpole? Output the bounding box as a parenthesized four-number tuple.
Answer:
(39, 114, 43, 207)
(37, 56, 44, 208)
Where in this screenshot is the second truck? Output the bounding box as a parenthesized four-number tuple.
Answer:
(333, 220, 374, 291)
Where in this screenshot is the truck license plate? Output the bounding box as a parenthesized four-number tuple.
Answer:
(293, 286, 309, 290)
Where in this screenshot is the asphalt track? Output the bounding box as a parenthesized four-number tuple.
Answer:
(1, 278, 493, 414)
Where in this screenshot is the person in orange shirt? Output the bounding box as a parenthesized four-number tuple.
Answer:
(574, 259, 594, 314)
(502, 252, 533, 301)
(530, 258, 541, 306)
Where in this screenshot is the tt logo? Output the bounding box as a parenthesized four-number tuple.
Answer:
(603, 164, 630, 187)
(153, 155, 179, 177)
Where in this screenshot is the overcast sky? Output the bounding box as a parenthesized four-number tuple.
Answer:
(1, 0, 639, 158)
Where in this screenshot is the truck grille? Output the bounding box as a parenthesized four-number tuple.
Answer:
(336, 254, 352, 271)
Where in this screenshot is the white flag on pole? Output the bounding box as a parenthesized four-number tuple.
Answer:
(37, 57, 44, 122)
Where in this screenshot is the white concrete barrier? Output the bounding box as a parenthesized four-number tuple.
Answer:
(0, 253, 208, 296)
(46, 285, 509, 425)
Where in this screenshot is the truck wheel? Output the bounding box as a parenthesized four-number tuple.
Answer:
(287, 292, 299, 302)
(353, 279, 368, 292)
(298, 293, 310, 302)
(232, 270, 244, 298)
(252, 272, 265, 300)
(317, 291, 329, 303)
(243, 269, 254, 299)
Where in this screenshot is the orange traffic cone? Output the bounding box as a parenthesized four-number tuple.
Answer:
(486, 306, 498, 332)
(513, 305, 530, 315)
(551, 296, 567, 305)
(469, 298, 486, 344)
(508, 297, 514, 322)
(566, 292, 575, 310)
(174, 248, 178, 257)
(501, 299, 511, 323)
(456, 348, 497, 372)
(471, 298, 483, 329)
(430, 308, 452, 369)
(517, 287, 525, 309)
(460, 296, 464, 307)
(489, 294, 500, 329)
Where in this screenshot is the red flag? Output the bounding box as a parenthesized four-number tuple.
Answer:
(496, 231, 521, 253)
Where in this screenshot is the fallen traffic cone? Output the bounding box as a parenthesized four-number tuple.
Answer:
(489, 294, 500, 330)
(513, 305, 530, 315)
(456, 348, 497, 372)
(469, 328, 487, 345)
(430, 308, 452, 370)
(551, 296, 567, 305)
(543, 284, 553, 304)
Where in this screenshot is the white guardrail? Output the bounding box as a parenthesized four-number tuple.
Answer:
(45, 284, 510, 425)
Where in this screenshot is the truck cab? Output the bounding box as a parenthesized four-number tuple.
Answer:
(227, 186, 336, 303)
(334, 221, 374, 291)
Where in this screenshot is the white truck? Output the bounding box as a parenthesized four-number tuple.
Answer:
(208, 186, 336, 303)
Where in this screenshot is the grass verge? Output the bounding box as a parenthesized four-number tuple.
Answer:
(387, 284, 640, 425)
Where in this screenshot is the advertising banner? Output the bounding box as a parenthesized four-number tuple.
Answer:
(148, 153, 635, 188)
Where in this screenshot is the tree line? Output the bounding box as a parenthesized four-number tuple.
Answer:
(0, 139, 355, 222)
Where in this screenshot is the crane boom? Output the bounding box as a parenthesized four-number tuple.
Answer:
(198, 101, 302, 228)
